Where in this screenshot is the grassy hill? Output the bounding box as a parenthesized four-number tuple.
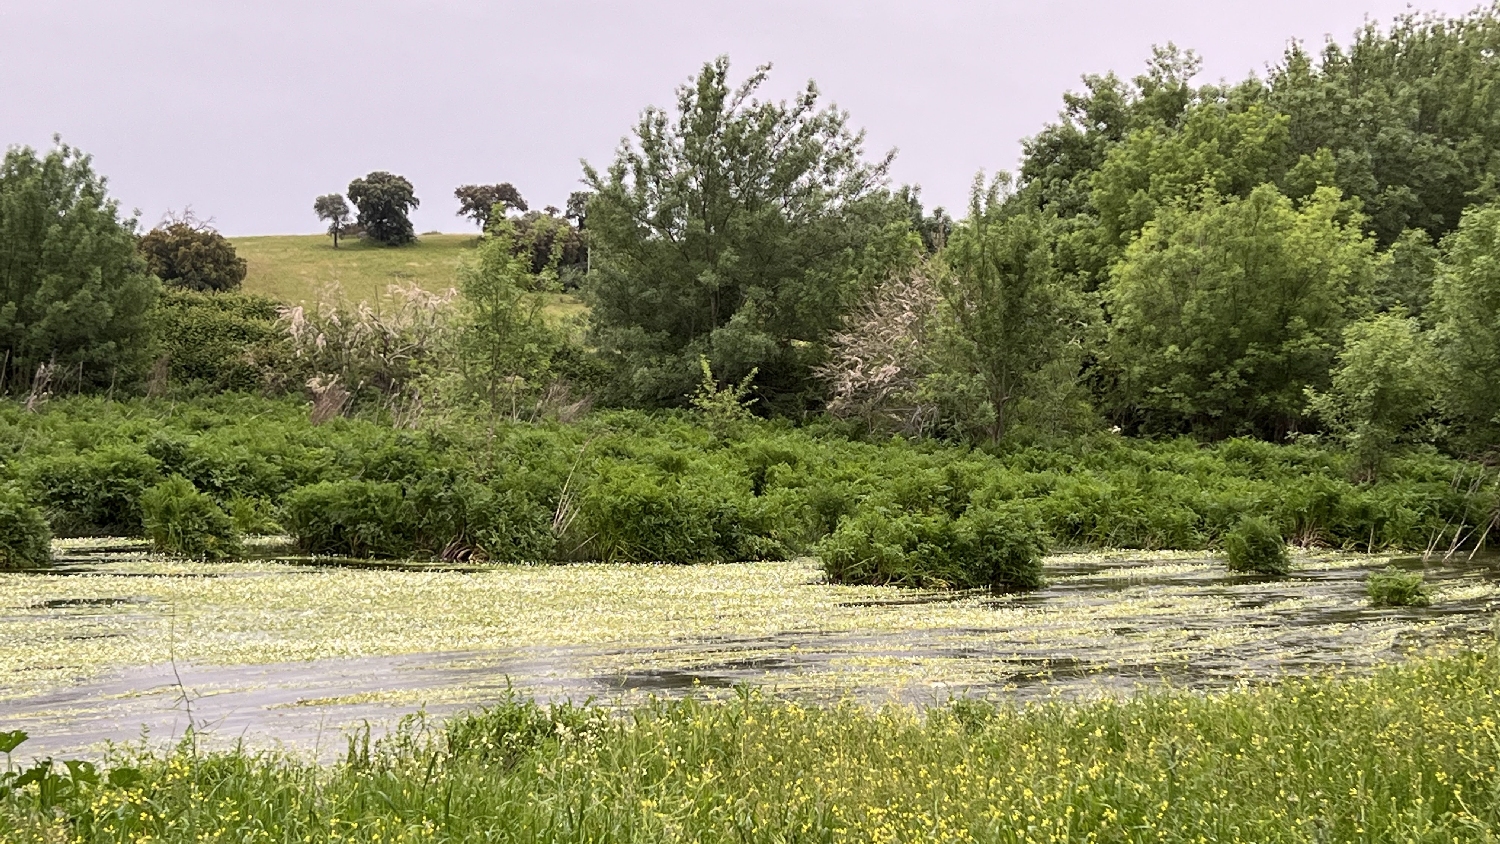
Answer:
(228, 233, 585, 320)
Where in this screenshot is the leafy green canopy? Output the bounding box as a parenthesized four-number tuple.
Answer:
(0, 141, 157, 393)
(1269, 6, 1500, 246)
(1430, 201, 1500, 452)
(583, 57, 919, 413)
(137, 218, 248, 292)
(1103, 185, 1376, 439)
(347, 171, 420, 247)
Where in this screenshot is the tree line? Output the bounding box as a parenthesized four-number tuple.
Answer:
(1, 4, 1499, 473)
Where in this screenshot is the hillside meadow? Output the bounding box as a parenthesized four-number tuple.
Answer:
(231, 233, 586, 320)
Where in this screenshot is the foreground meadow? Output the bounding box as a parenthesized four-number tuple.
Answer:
(5, 646, 1500, 842)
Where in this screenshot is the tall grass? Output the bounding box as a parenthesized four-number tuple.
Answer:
(5, 646, 1500, 841)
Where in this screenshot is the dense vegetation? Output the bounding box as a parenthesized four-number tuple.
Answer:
(0, 6, 1498, 585)
(6, 646, 1500, 841)
(0, 396, 1491, 581)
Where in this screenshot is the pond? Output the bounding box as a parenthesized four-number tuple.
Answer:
(2, 539, 1497, 760)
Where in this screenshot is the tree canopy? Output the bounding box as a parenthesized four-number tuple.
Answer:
(455, 183, 527, 231)
(348, 172, 419, 246)
(138, 214, 248, 292)
(583, 56, 917, 411)
(0, 141, 157, 393)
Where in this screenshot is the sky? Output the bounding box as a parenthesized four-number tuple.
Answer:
(0, 1, 1487, 236)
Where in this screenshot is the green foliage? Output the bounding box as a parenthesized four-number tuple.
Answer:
(1430, 202, 1500, 453)
(454, 183, 527, 230)
(1309, 311, 1440, 478)
(1269, 7, 1500, 246)
(22, 445, 161, 537)
(137, 217, 247, 292)
(0, 140, 158, 394)
(312, 194, 352, 248)
(0, 396, 1491, 563)
(933, 178, 1089, 442)
(140, 475, 240, 560)
(146, 289, 285, 394)
(1367, 566, 1431, 608)
(12, 651, 1500, 840)
(689, 356, 757, 431)
(282, 480, 417, 558)
(1104, 185, 1376, 438)
(346, 172, 419, 247)
(456, 222, 561, 418)
(0, 486, 51, 570)
(1223, 517, 1291, 575)
(583, 56, 917, 412)
(818, 503, 1045, 590)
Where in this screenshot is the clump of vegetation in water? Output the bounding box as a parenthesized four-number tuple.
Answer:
(140, 476, 240, 561)
(0, 487, 51, 570)
(1367, 566, 1432, 607)
(6, 650, 1500, 841)
(1223, 517, 1291, 575)
(819, 503, 1045, 589)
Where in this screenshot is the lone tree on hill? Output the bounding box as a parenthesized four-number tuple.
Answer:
(455, 183, 527, 230)
(347, 172, 419, 246)
(138, 211, 248, 292)
(313, 193, 353, 248)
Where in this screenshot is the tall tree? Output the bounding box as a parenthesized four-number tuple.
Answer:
(1269, 7, 1500, 246)
(454, 183, 527, 230)
(1429, 202, 1500, 453)
(1103, 185, 1376, 438)
(313, 194, 352, 248)
(347, 172, 419, 246)
(930, 177, 1090, 442)
(0, 141, 158, 392)
(583, 56, 917, 411)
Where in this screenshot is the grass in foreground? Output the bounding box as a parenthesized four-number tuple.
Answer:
(6, 646, 1500, 842)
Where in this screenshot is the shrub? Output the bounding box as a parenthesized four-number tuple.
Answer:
(282, 481, 417, 558)
(818, 504, 1045, 590)
(140, 476, 241, 560)
(1223, 517, 1291, 575)
(1367, 566, 1431, 607)
(138, 216, 248, 292)
(146, 289, 286, 393)
(574, 469, 723, 563)
(0, 487, 51, 569)
(22, 445, 161, 536)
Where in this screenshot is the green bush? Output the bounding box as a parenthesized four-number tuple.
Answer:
(146, 289, 287, 393)
(818, 504, 1045, 590)
(1223, 517, 1291, 575)
(140, 476, 241, 560)
(282, 481, 417, 558)
(22, 445, 161, 536)
(575, 468, 724, 563)
(0, 487, 51, 569)
(1367, 566, 1432, 607)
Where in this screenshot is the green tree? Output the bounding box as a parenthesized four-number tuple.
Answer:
(930, 177, 1089, 442)
(582, 56, 917, 412)
(457, 220, 560, 418)
(1103, 185, 1376, 438)
(313, 194, 352, 248)
(137, 214, 248, 292)
(0, 141, 158, 393)
(455, 183, 527, 230)
(1429, 202, 1500, 452)
(1269, 7, 1500, 246)
(347, 172, 419, 246)
(1308, 311, 1441, 479)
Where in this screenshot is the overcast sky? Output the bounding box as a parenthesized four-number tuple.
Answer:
(0, 1, 1485, 236)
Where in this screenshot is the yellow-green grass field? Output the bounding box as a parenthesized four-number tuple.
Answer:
(229, 233, 586, 320)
